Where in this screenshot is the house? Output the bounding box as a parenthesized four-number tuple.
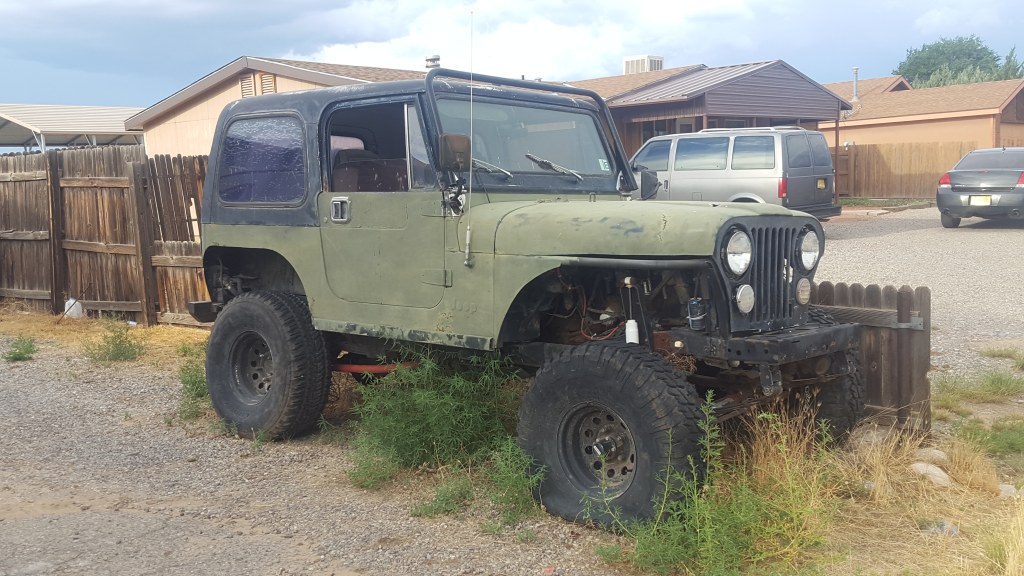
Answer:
(567, 58, 852, 155)
(0, 104, 143, 152)
(819, 77, 1024, 196)
(125, 56, 425, 156)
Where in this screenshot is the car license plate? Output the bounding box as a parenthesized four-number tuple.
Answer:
(969, 195, 992, 206)
(816, 178, 826, 190)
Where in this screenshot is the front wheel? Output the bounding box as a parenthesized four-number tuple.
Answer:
(206, 291, 330, 438)
(799, 307, 866, 442)
(517, 342, 703, 524)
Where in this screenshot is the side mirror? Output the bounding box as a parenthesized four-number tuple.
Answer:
(638, 167, 661, 200)
(440, 133, 471, 172)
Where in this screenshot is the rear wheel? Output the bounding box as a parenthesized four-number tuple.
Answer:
(206, 291, 330, 438)
(517, 342, 703, 524)
(940, 213, 961, 228)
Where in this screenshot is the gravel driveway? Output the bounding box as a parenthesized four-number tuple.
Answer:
(2, 206, 1022, 576)
(816, 207, 1024, 374)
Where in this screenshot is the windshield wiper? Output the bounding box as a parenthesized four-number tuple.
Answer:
(524, 153, 583, 182)
(471, 158, 513, 180)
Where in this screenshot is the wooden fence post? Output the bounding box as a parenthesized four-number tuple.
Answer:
(46, 150, 66, 314)
(895, 286, 914, 426)
(128, 162, 158, 326)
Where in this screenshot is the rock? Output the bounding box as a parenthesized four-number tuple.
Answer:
(913, 448, 950, 468)
(999, 484, 1018, 499)
(921, 519, 959, 537)
(910, 462, 953, 487)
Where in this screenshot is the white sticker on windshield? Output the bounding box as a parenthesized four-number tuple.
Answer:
(598, 159, 610, 171)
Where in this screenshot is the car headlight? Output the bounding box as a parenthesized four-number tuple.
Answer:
(798, 229, 820, 271)
(725, 230, 752, 275)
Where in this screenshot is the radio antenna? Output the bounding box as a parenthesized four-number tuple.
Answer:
(463, 10, 475, 267)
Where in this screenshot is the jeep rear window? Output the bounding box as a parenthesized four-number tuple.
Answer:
(674, 138, 728, 170)
(436, 99, 611, 176)
(731, 136, 775, 170)
(218, 116, 305, 204)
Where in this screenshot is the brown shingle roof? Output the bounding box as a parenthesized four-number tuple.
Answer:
(845, 79, 1024, 121)
(259, 58, 424, 82)
(566, 65, 703, 99)
(823, 76, 911, 101)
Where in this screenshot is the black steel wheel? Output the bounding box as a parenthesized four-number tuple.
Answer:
(517, 342, 703, 525)
(206, 291, 330, 438)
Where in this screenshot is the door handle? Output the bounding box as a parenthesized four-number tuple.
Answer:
(663, 180, 670, 194)
(330, 196, 350, 223)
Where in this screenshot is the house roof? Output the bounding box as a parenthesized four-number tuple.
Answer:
(126, 56, 425, 130)
(844, 78, 1024, 121)
(0, 103, 144, 148)
(566, 65, 704, 99)
(823, 76, 911, 102)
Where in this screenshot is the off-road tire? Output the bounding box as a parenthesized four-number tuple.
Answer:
(801, 306, 865, 442)
(206, 291, 330, 438)
(517, 342, 703, 525)
(940, 213, 961, 229)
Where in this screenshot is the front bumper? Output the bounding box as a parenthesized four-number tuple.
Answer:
(665, 322, 858, 365)
(937, 188, 1024, 218)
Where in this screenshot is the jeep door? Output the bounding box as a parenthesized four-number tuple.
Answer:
(318, 100, 445, 308)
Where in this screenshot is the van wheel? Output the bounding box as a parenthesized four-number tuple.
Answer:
(517, 342, 703, 525)
(206, 291, 330, 438)
(940, 213, 961, 228)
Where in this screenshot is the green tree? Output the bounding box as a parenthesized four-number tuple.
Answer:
(894, 35, 999, 85)
(997, 47, 1023, 80)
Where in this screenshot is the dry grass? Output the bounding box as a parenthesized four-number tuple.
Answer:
(1001, 499, 1024, 576)
(0, 306, 206, 370)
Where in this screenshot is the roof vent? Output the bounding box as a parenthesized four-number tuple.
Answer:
(239, 73, 256, 98)
(623, 55, 664, 75)
(260, 73, 276, 95)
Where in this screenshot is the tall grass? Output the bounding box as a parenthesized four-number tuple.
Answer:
(933, 371, 1024, 409)
(85, 322, 145, 362)
(3, 336, 37, 362)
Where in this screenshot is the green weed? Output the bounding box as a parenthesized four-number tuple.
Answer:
(955, 417, 1024, 456)
(980, 347, 1021, 360)
(411, 474, 474, 517)
(176, 338, 208, 422)
(3, 336, 37, 362)
(1015, 357, 1024, 372)
(933, 371, 1024, 408)
(347, 432, 401, 489)
(350, 350, 522, 469)
(484, 437, 545, 525)
(840, 197, 927, 207)
(85, 322, 145, 362)
(603, 398, 838, 575)
(595, 544, 624, 564)
(515, 528, 537, 543)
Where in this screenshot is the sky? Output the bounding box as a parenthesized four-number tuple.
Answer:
(0, 0, 1020, 109)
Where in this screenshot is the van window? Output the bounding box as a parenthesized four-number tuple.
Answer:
(218, 116, 305, 203)
(633, 140, 671, 171)
(675, 137, 729, 170)
(785, 134, 812, 168)
(731, 136, 775, 170)
(809, 133, 833, 168)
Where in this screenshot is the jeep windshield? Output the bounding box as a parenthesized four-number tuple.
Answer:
(435, 97, 618, 192)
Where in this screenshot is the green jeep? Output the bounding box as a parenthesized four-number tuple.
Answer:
(191, 69, 863, 523)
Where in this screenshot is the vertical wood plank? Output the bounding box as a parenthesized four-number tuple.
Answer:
(46, 150, 66, 313)
(128, 162, 157, 326)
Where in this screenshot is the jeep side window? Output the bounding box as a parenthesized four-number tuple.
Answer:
(808, 133, 833, 169)
(674, 137, 729, 171)
(785, 134, 812, 169)
(406, 104, 437, 189)
(327, 102, 410, 192)
(633, 140, 670, 171)
(731, 136, 775, 170)
(217, 116, 305, 204)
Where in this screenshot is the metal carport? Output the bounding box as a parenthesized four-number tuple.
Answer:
(0, 104, 144, 152)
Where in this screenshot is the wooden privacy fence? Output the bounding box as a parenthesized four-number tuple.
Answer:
(0, 146, 209, 326)
(836, 141, 976, 199)
(811, 281, 931, 430)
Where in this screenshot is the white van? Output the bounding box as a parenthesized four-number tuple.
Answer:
(631, 127, 842, 220)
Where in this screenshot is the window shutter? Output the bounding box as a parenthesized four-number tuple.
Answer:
(239, 73, 256, 98)
(260, 73, 277, 95)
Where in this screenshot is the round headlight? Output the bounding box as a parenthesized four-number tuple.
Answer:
(725, 230, 752, 275)
(735, 284, 755, 314)
(795, 278, 812, 305)
(799, 230, 820, 270)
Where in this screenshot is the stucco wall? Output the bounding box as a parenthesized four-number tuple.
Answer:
(142, 75, 322, 157)
(1001, 122, 1024, 146)
(820, 115, 996, 148)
